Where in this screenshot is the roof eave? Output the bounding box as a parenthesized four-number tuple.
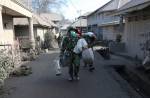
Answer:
(117, 2, 150, 15)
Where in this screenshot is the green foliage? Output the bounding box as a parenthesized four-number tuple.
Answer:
(20, 40, 32, 49)
(44, 32, 53, 49)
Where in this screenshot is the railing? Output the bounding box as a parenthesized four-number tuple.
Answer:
(98, 16, 120, 26)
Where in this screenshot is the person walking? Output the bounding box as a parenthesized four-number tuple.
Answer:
(83, 32, 96, 72)
(60, 27, 80, 81)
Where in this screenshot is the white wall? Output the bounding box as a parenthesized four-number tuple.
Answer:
(0, 0, 32, 17)
(0, 14, 14, 44)
(37, 27, 48, 41)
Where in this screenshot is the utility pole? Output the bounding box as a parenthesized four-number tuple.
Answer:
(77, 10, 82, 32)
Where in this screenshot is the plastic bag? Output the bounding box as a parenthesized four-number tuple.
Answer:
(143, 55, 150, 70)
(74, 38, 88, 54)
(54, 59, 61, 76)
(60, 52, 71, 67)
(82, 48, 94, 65)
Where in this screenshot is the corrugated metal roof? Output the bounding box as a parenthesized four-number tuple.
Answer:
(14, 14, 53, 27)
(119, 0, 150, 11)
(88, 0, 136, 16)
(40, 13, 63, 21)
(100, 0, 120, 12)
(87, 0, 112, 17)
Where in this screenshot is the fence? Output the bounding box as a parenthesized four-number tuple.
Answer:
(0, 42, 21, 68)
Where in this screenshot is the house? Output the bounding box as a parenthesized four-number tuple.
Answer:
(87, 0, 130, 40)
(118, 0, 150, 60)
(14, 15, 53, 42)
(60, 24, 70, 36)
(71, 13, 90, 33)
(0, 0, 33, 49)
(40, 13, 64, 34)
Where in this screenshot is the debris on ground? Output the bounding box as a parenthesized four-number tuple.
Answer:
(10, 65, 32, 77)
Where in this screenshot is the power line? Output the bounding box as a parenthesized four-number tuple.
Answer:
(68, 0, 78, 12)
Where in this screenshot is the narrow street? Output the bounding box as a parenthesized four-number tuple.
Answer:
(2, 50, 142, 98)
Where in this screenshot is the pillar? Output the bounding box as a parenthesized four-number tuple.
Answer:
(28, 17, 35, 49)
(0, 5, 3, 42)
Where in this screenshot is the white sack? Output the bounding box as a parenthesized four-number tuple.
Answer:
(74, 38, 88, 54)
(82, 48, 94, 64)
(54, 59, 62, 75)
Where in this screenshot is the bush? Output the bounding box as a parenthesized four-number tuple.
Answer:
(0, 50, 14, 87)
(44, 32, 55, 49)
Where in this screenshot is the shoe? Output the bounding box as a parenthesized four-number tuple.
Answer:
(56, 71, 62, 76)
(89, 67, 95, 72)
(74, 76, 80, 81)
(56, 73, 61, 76)
(68, 76, 74, 81)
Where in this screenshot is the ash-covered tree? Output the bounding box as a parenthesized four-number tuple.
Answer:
(32, 0, 67, 14)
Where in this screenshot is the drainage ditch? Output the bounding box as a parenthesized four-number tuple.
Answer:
(113, 65, 150, 98)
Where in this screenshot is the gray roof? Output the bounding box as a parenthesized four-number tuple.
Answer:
(99, 0, 120, 12)
(60, 24, 70, 30)
(14, 15, 53, 27)
(40, 13, 63, 21)
(88, 0, 117, 16)
(119, 0, 150, 11)
(71, 18, 87, 27)
(88, 0, 134, 16)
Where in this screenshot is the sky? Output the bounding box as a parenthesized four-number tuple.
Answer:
(62, 0, 111, 20)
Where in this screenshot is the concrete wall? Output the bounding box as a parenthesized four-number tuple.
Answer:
(0, 14, 14, 44)
(102, 25, 122, 41)
(122, 7, 150, 60)
(123, 19, 150, 60)
(87, 10, 121, 41)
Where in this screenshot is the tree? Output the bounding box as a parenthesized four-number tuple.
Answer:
(32, 0, 67, 14)
(44, 32, 53, 49)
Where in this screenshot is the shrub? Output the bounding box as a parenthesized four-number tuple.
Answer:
(0, 50, 14, 87)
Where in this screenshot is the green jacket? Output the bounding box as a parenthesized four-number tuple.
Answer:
(61, 36, 78, 52)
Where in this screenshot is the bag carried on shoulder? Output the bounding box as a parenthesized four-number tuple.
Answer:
(82, 48, 94, 65)
(59, 51, 71, 67)
(74, 38, 88, 54)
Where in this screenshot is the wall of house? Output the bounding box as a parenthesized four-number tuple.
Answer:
(87, 13, 103, 40)
(0, 0, 32, 17)
(102, 25, 122, 41)
(0, 14, 14, 45)
(123, 9, 150, 60)
(15, 26, 29, 37)
(36, 27, 48, 41)
(88, 10, 121, 41)
(102, 26, 115, 41)
(87, 13, 98, 26)
(15, 26, 49, 42)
